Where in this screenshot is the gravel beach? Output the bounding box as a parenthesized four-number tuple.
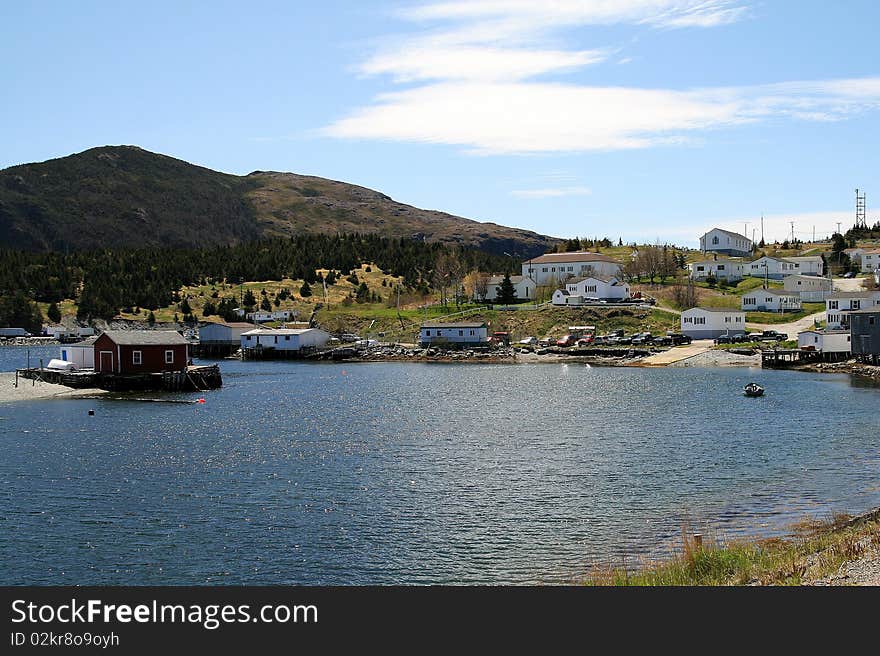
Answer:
(0, 372, 107, 403)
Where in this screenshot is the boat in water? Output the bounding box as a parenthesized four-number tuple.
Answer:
(743, 382, 764, 397)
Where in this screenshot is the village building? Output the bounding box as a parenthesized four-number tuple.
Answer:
(419, 321, 488, 347)
(240, 328, 331, 353)
(200, 322, 254, 344)
(522, 252, 622, 286)
(699, 228, 752, 257)
(859, 249, 880, 273)
(745, 256, 824, 280)
(849, 309, 880, 364)
(59, 336, 98, 369)
(680, 307, 746, 339)
(843, 247, 866, 264)
(797, 329, 851, 362)
(688, 259, 744, 282)
(93, 330, 189, 374)
(0, 328, 30, 337)
(551, 275, 631, 306)
(825, 291, 880, 329)
(782, 274, 833, 301)
(246, 309, 297, 323)
(482, 275, 536, 302)
(741, 288, 802, 312)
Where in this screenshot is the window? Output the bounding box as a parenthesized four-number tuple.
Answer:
(725, 317, 731, 323)
(828, 300, 838, 310)
(696, 266, 705, 272)
(165, 350, 174, 364)
(587, 285, 597, 292)
(246, 335, 252, 341)
(425, 330, 431, 336)
(542, 267, 548, 273)
(469, 330, 475, 336)
(551, 267, 556, 272)
(285, 335, 290, 340)
(132, 351, 142, 365)
(717, 265, 725, 271)
(852, 300, 861, 310)
(458, 330, 463, 336)
(712, 236, 719, 244)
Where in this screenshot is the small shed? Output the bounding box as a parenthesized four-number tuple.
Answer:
(419, 322, 488, 347)
(60, 336, 98, 369)
(94, 330, 189, 374)
(850, 309, 880, 364)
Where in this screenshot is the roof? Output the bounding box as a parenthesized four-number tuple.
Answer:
(702, 228, 750, 241)
(567, 273, 620, 284)
(99, 330, 187, 345)
(784, 273, 830, 281)
(526, 252, 619, 265)
(827, 291, 880, 299)
(684, 306, 744, 313)
(241, 328, 323, 335)
(555, 289, 571, 296)
(848, 308, 880, 314)
(746, 288, 798, 296)
(203, 321, 254, 329)
(69, 336, 98, 347)
(486, 275, 528, 285)
(421, 322, 487, 329)
(691, 258, 743, 265)
(783, 256, 823, 263)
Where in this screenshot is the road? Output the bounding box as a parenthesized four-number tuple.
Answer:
(639, 339, 714, 365)
(746, 310, 825, 335)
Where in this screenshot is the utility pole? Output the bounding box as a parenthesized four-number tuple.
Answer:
(789, 221, 795, 244)
(760, 214, 764, 245)
(836, 222, 842, 236)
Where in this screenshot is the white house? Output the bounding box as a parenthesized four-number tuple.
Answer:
(240, 328, 330, 352)
(483, 275, 536, 302)
(783, 274, 833, 301)
(522, 252, 622, 286)
(680, 307, 746, 339)
(746, 256, 824, 280)
(689, 259, 745, 282)
(699, 228, 752, 257)
(741, 289, 802, 312)
(199, 321, 254, 344)
(844, 247, 866, 264)
(825, 291, 880, 329)
(566, 274, 630, 300)
(797, 329, 851, 360)
(246, 309, 298, 323)
(419, 321, 488, 347)
(860, 249, 880, 273)
(59, 336, 97, 369)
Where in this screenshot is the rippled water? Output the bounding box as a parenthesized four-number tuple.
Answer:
(1, 349, 879, 584)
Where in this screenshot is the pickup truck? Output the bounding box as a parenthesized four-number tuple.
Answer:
(759, 330, 788, 341)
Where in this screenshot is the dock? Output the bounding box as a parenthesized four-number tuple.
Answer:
(16, 364, 222, 392)
(760, 349, 821, 368)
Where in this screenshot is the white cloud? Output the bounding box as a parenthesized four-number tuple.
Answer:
(324, 1, 880, 154)
(511, 186, 592, 198)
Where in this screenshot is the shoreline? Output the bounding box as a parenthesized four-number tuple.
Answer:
(0, 372, 107, 403)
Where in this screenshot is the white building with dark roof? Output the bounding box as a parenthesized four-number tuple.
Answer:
(680, 307, 746, 339)
(699, 228, 752, 257)
(560, 274, 631, 302)
(746, 255, 824, 279)
(689, 258, 745, 282)
(783, 274, 833, 301)
(825, 291, 880, 329)
(522, 252, 621, 286)
(240, 328, 330, 352)
(741, 288, 802, 312)
(482, 275, 536, 302)
(419, 322, 487, 346)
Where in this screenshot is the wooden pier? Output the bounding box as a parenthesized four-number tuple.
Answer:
(760, 349, 821, 368)
(16, 364, 222, 392)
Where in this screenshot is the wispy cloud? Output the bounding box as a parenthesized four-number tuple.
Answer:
(323, 1, 880, 154)
(511, 186, 592, 198)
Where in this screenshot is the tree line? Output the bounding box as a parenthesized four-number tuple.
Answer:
(0, 234, 514, 322)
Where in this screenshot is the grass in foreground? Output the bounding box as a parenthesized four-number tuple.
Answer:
(585, 512, 880, 586)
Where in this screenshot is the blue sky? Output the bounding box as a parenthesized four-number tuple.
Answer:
(2, 0, 879, 247)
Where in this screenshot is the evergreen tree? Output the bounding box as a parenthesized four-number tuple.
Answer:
(242, 289, 256, 309)
(260, 296, 272, 312)
(300, 281, 313, 298)
(178, 298, 192, 315)
(496, 274, 517, 305)
(147, 311, 156, 325)
(47, 302, 61, 324)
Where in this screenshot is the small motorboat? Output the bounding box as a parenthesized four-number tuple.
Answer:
(743, 382, 764, 397)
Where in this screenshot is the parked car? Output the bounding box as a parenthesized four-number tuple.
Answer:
(576, 335, 594, 346)
(519, 336, 538, 346)
(760, 330, 788, 341)
(843, 271, 855, 278)
(665, 332, 692, 345)
(715, 335, 734, 344)
(556, 334, 578, 347)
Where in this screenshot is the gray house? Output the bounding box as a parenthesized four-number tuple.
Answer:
(849, 309, 880, 365)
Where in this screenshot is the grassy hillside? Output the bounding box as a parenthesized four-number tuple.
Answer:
(0, 146, 559, 257)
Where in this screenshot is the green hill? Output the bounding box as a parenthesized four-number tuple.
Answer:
(0, 146, 558, 256)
